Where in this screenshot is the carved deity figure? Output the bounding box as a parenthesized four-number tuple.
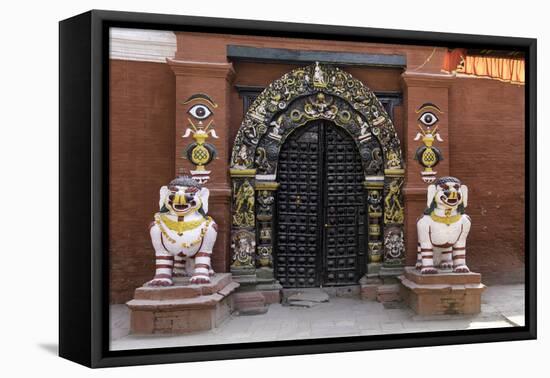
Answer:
(386, 151, 402, 170)
(257, 190, 274, 219)
(384, 229, 405, 261)
(147, 176, 217, 286)
(416, 176, 471, 274)
(384, 180, 404, 224)
(234, 144, 252, 169)
(367, 189, 382, 216)
(313, 61, 327, 88)
(231, 231, 255, 267)
(233, 179, 255, 227)
(366, 148, 383, 175)
(255, 147, 273, 173)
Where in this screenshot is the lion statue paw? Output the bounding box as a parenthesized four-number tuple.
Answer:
(146, 277, 173, 287)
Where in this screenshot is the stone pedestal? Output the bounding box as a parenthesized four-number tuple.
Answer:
(232, 291, 268, 315)
(255, 282, 283, 304)
(398, 266, 485, 316)
(359, 275, 380, 301)
(360, 274, 402, 303)
(127, 273, 239, 334)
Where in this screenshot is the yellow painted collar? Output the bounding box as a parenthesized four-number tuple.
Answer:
(158, 214, 208, 234)
(430, 212, 462, 225)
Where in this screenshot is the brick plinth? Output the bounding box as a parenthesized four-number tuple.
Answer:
(258, 290, 281, 304)
(398, 267, 485, 316)
(127, 273, 239, 334)
(360, 276, 402, 303)
(360, 285, 378, 301)
(233, 291, 268, 315)
(377, 284, 401, 303)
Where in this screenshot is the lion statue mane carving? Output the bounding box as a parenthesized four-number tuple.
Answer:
(147, 176, 217, 286)
(416, 176, 471, 274)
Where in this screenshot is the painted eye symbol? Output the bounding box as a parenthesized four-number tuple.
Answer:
(188, 104, 212, 120)
(418, 112, 439, 126)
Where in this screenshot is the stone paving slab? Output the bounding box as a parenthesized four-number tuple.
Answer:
(110, 284, 525, 351)
(286, 289, 330, 304)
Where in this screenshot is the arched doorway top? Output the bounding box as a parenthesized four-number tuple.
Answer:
(230, 62, 404, 173)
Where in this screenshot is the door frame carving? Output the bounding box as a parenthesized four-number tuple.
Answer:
(229, 63, 405, 282)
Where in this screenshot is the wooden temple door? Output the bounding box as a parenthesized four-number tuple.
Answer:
(276, 120, 367, 288)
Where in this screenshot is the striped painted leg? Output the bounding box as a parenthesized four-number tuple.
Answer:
(146, 254, 174, 286)
(415, 243, 422, 270)
(417, 217, 437, 274)
(173, 252, 187, 277)
(439, 247, 453, 270)
(452, 246, 470, 273)
(420, 245, 437, 274)
(190, 251, 212, 284)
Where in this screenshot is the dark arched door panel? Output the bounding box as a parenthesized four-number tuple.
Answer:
(276, 120, 367, 288)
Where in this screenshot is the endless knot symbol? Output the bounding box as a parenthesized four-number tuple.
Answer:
(192, 146, 210, 165)
(422, 149, 436, 166)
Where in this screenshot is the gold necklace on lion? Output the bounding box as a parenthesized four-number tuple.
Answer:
(155, 214, 212, 248)
(430, 208, 461, 226)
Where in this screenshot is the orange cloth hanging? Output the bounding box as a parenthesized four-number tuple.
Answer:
(442, 49, 524, 84)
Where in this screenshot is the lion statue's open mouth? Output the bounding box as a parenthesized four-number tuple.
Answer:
(440, 189, 462, 207)
(442, 196, 459, 206)
(170, 201, 194, 212)
(173, 203, 189, 211)
(167, 192, 199, 215)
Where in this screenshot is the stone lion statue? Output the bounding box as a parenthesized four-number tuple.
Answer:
(416, 176, 471, 274)
(147, 176, 217, 286)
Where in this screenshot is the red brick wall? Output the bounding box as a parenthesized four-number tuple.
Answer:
(109, 60, 175, 303)
(448, 77, 525, 284)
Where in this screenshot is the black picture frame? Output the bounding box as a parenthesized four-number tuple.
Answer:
(59, 9, 537, 368)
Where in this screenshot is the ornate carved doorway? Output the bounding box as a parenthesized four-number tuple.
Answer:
(276, 120, 366, 287)
(229, 63, 405, 288)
